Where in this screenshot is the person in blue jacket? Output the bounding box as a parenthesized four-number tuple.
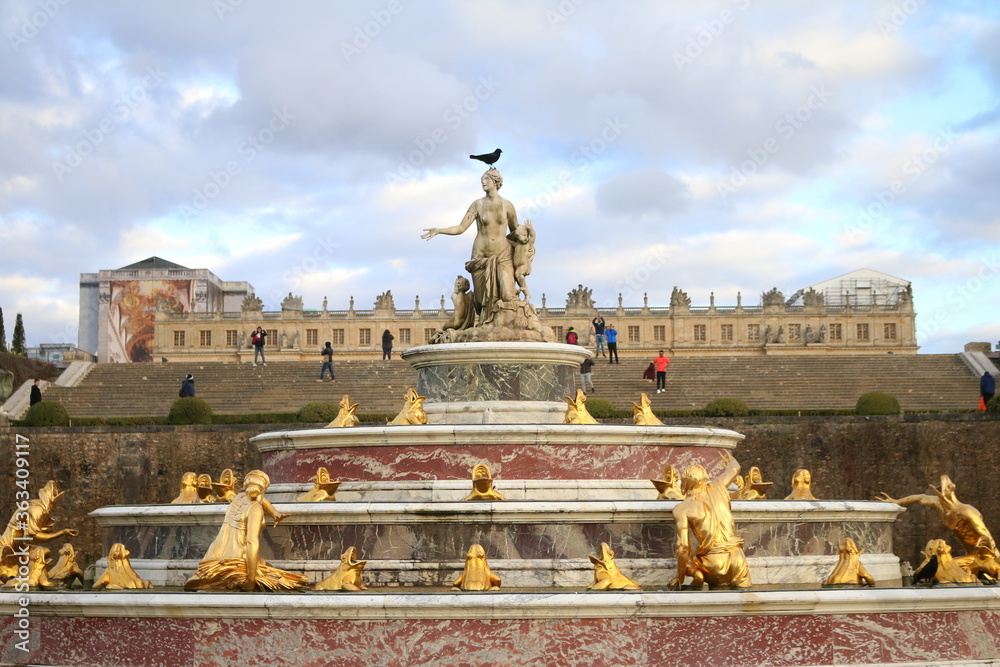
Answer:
(605, 324, 619, 364)
(982, 372, 996, 407)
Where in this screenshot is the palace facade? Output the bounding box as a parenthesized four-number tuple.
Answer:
(79, 261, 917, 362)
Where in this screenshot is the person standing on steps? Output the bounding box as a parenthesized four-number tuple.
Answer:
(653, 350, 670, 394)
(982, 371, 996, 409)
(251, 326, 267, 366)
(29, 379, 42, 406)
(179, 374, 196, 398)
(318, 342, 335, 382)
(382, 329, 394, 360)
(605, 324, 619, 363)
(592, 314, 607, 358)
(580, 356, 595, 394)
(566, 327, 578, 345)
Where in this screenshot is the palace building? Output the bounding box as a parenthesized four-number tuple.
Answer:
(79, 260, 917, 363)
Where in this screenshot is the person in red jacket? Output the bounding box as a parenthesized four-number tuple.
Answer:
(654, 350, 670, 394)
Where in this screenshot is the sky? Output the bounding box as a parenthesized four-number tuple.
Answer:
(0, 0, 998, 354)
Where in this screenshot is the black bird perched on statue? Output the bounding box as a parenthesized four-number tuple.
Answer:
(470, 148, 502, 167)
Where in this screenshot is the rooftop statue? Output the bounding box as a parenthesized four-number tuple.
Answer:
(567, 284, 595, 310)
(422, 168, 551, 342)
(0, 480, 78, 583)
(669, 453, 751, 590)
(185, 470, 308, 592)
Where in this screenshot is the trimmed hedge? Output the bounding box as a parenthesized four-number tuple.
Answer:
(855, 391, 901, 415)
(167, 397, 214, 425)
(703, 398, 750, 417)
(988, 395, 1000, 413)
(583, 398, 618, 419)
(296, 402, 339, 423)
(24, 401, 70, 427)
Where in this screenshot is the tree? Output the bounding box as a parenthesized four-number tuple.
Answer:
(0, 307, 6, 352)
(11, 313, 26, 356)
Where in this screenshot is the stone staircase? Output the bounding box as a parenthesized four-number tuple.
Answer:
(40, 354, 981, 418)
(580, 353, 981, 412)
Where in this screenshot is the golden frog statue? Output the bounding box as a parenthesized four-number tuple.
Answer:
(823, 538, 874, 586)
(563, 389, 598, 425)
(387, 388, 428, 426)
(452, 544, 501, 591)
(588, 543, 640, 590)
(631, 393, 662, 426)
(170, 472, 200, 504)
(48, 543, 86, 588)
(651, 464, 683, 500)
(296, 467, 341, 502)
(326, 395, 360, 428)
(314, 546, 368, 591)
(465, 464, 505, 501)
(93, 543, 153, 590)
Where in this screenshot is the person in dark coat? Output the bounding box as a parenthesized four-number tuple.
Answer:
(982, 372, 996, 407)
(180, 374, 196, 398)
(382, 329, 394, 360)
(29, 379, 42, 406)
(318, 342, 335, 381)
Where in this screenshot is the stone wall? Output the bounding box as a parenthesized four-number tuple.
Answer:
(1, 416, 998, 575)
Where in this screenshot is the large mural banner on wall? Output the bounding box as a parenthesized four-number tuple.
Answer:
(107, 280, 193, 362)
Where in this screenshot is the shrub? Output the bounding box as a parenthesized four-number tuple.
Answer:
(703, 398, 750, 417)
(583, 398, 617, 419)
(987, 395, 1000, 413)
(296, 403, 339, 423)
(24, 401, 70, 427)
(168, 397, 213, 425)
(855, 392, 900, 415)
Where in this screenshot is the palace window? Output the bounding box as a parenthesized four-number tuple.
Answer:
(747, 324, 760, 341)
(552, 326, 563, 342)
(332, 329, 345, 345)
(720, 324, 733, 342)
(359, 328, 371, 346)
(199, 330, 212, 347)
(856, 323, 870, 341)
(399, 328, 411, 344)
(267, 330, 278, 346)
(884, 323, 897, 340)
(829, 323, 842, 341)
(173, 331, 185, 347)
(424, 328, 436, 343)
(306, 329, 318, 346)
(628, 325, 640, 342)
(653, 325, 665, 342)
(788, 324, 801, 341)
(693, 324, 706, 342)
(226, 330, 238, 346)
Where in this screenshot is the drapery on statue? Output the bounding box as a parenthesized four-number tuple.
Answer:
(185, 470, 308, 591)
(0, 480, 78, 583)
(669, 453, 751, 590)
(877, 475, 1000, 576)
(422, 168, 550, 342)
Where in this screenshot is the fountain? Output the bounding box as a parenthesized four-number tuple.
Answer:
(2, 168, 999, 666)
